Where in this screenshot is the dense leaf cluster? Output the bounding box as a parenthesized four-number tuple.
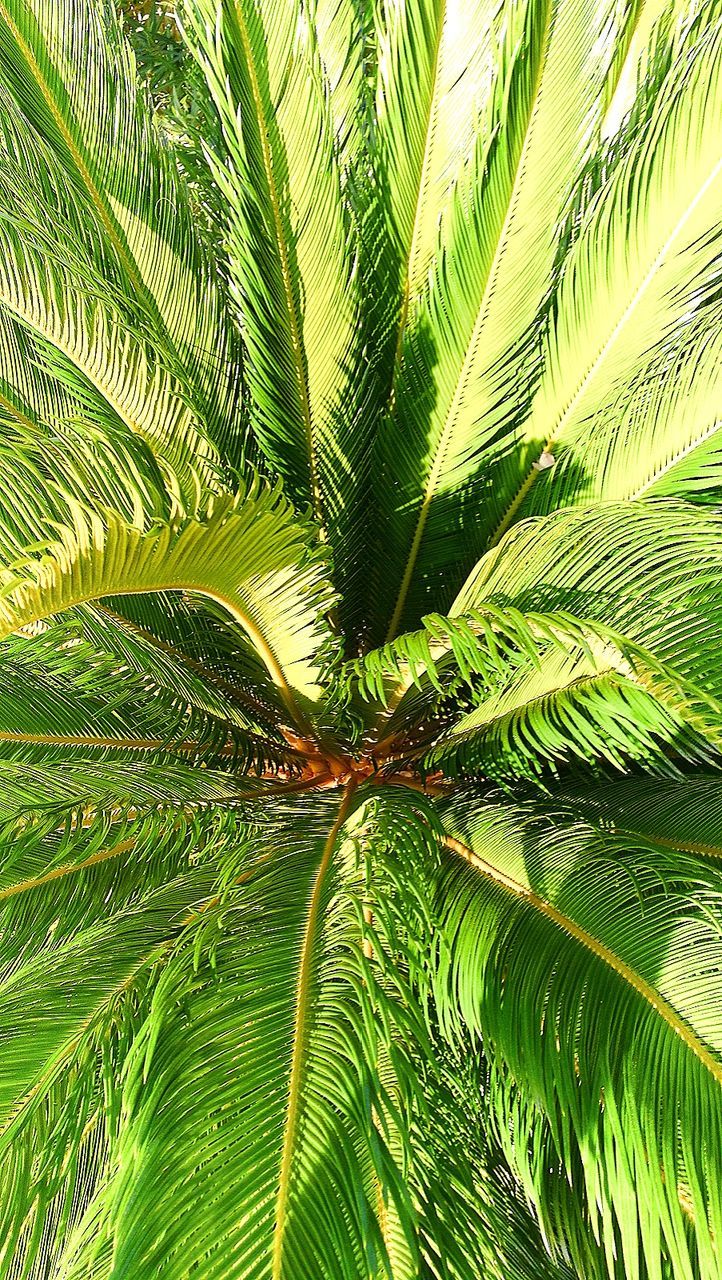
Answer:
(0, 0, 721, 1277)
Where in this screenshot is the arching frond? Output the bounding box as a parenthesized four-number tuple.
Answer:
(454, 502, 722, 701)
(550, 773, 722, 859)
(342, 601, 722, 782)
(426, 645, 720, 781)
(435, 790, 722, 1280)
(0, 212, 221, 514)
(0, 619, 291, 775)
(0, 483, 336, 713)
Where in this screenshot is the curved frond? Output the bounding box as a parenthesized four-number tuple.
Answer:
(0, 618, 291, 775)
(342, 602, 722, 781)
(454, 502, 722, 703)
(0, 209, 219, 515)
(0, 483, 336, 713)
(551, 773, 722, 861)
(435, 790, 722, 1279)
(425, 644, 720, 781)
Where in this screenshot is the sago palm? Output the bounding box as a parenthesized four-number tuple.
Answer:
(1, 0, 722, 1275)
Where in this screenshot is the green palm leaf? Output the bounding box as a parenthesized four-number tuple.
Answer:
(454, 502, 722, 701)
(492, 14, 722, 533)
(372, 0, 637, 639)
(0, 483, 336, 711)
(0, 213, 219, 513)
(435, 788, 722, 1279)
(0, 0, 241, 449)
(182, 0, 358, 539)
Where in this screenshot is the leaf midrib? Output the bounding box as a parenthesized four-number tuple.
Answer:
(384, 0, 553, 641)
(629, 419, 721, 500)
(271, 780, 358, 1278)
(0, 836, 135, 903)
(443, 831, 722, 1087)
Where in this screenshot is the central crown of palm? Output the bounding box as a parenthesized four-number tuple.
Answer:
(1, 0, 722, 1278)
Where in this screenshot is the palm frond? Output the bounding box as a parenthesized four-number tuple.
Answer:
(0, 482, 336, 714)
(405, 1040, 590, 1279)
(0, 618, 291, 774)
(0, 759, 248, 818)
(310, 0, 371, 172)
(181, 0, 357, 540)
(341, 601, 722, 782)
(434, 789, 722, 1279)
(0, 205, 221, 515)
(549, 773, 722, 860)
(492, 12, 722, 535)
(426, 645, 718, 781)
(0, 0, 242, 451)
(371, 0, 636, 639)
(0, 799, 254, 1277)
(374, 0, 498, 306)
(454, 502, 722, 703)
(21, 790, 425, 1280)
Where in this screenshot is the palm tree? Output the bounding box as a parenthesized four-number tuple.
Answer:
(1, 0, 722, 1275)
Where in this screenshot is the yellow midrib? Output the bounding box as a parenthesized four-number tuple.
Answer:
(0, 731, 208, 751)
(613, 824, 722, 863)
(1, 574, 308, 734)
(0, 837, 135, 904)
(271, 781, 358, 1278)
(443, 832, 722, 1087)
(230, 0, 323, 531)
(0, 384, 37, 433)
(384, 0, 553, 642)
